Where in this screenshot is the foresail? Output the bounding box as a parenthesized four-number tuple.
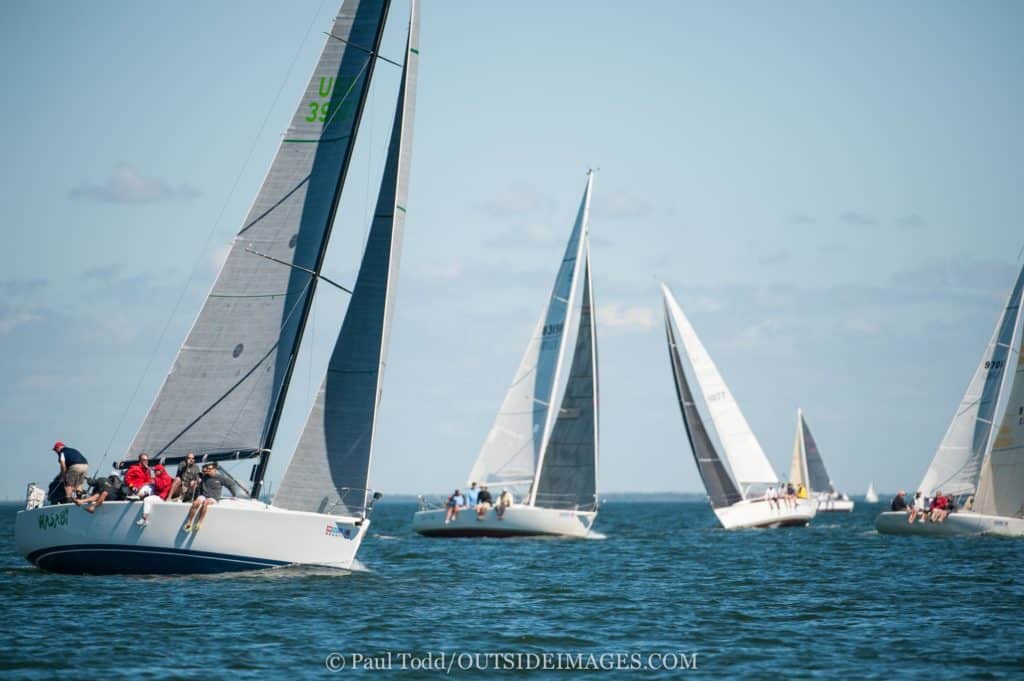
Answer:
(663, 288, 742, 509)
(127, 0, 391, 462)
(469, 173, 593, 496)
(661, 285, 778, 488)
(534, 256, 599, 511)
(275, 1, 418, 516)
(918, 264, 1024, 497)
(800, 412, 834, 493)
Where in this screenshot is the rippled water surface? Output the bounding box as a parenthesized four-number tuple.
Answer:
(1, 501, 1022, 678)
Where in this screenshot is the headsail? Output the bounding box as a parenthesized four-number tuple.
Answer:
(534, 255, 599, 511)
(274, 1, 419, 516)
(126, 0, 392, 469)
(663, 286, 743, 509)
(789, 410, 833, 493)
(918, 264, 1024, 497)
(662, 286, 778, 489)
(468, 173, 593, 499)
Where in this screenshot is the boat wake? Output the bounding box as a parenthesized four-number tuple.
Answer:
(586, 531, 607, 540)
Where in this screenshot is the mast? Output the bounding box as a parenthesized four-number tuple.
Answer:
(252, 0, 394, 496)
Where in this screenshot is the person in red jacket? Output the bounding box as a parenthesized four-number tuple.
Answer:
(124, 453, 154, 498)
(929, 492, 950, 523)
(136, 463, 173, 528)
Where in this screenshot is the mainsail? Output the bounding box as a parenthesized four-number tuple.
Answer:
(275, 1, 419, 516)
(533, 256, 599, 511)
(468, 173, 594, 500)
(663, 286, 743, 509)
(663, 286, 778, 490)
(918, 264, 1024, 497)
(788, 409, 834, 494)
(126, 0, 392, 472)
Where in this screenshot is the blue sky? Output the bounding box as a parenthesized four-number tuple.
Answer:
(1, 0, 1022, 500)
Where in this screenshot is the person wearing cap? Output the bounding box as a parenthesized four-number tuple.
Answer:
(443, 489, 465, 524)
(136, 464, 174, 527)
(475, 485, 493, 519)
(51, 441, 89, 504)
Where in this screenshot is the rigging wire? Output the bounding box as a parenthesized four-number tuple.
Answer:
(97, 0, 330, 473)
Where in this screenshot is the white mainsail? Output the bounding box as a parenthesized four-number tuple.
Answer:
(468, 173, 594, 503)
(275, 0, 419, 516)
(661, 285, 778, 490)
(865, 482, 878, 503)
(126, 0, 392, 469)
(918, 264, 1024, 497)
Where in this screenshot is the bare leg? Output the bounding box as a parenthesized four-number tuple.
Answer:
(195, 499, 215, 527)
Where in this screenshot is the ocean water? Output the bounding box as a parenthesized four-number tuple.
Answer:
(1, 500, 1021, 679)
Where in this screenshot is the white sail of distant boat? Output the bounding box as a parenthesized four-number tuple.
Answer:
(865, 482, 879, 504)
(662, 284, 815, 529)
(413, 172, 599, 538)
(16, 0, 421, 573)
(876, 261, 1024, 536)
(662, 286, 777, 493)
(788, 409, 854, 512)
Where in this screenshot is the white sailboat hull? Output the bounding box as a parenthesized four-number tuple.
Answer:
(712, 498, 817, 529)
(874, 510, 1024, 537)
(815, 497, 855, 513)
(412, 505, 596, 538)
(16, 499, 368, 574)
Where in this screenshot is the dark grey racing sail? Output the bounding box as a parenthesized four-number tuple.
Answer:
(662, 288, 743, 509)
(534, 257, 599, 511)
(275, 0, 419, 516)
(126, 0, 392, 473)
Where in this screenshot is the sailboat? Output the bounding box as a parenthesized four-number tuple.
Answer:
(865, 482, 879, 504)
(661, 284, 816, 529)
(876, 262, 1024, 536)
(412, 173, 600, 538)
(15, 0, 419, 573)
(788, 409, 854, 512)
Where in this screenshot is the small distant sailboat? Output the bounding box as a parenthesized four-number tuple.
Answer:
(661, 285, 816, 529)
(788, 409, 854, 512)
(865, 482, 879, 504)
(876, 262, 1024, 536)
(412, 172, 600, 538)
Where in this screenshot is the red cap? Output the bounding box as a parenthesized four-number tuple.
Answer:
(53, 441, 64, 452)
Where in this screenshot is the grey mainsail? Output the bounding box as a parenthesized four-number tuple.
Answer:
(275, 0, 419, 516)
(534, 257, 599, 511)
(126, 1, 391, 469)
(800, 414, 834, 494)
(663, 290, 743, 509)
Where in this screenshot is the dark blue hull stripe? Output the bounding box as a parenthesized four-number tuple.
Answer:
(26, 544, 289, 575)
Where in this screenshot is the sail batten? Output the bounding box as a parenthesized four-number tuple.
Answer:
(275, 0, 419, 516)
(126, 0, 393, 471)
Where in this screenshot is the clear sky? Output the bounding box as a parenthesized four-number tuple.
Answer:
(1, 0, 1022, 500)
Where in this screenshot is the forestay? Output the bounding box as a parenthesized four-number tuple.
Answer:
(663, 286, 743, 509)
(665, 289, 778, 489)
(918, 264, 1024, 497)
(275, 0, 419, 516)
(534, 258, 599, 511)
(468, 174, 593, 496)
(126, 0, 392, 463)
